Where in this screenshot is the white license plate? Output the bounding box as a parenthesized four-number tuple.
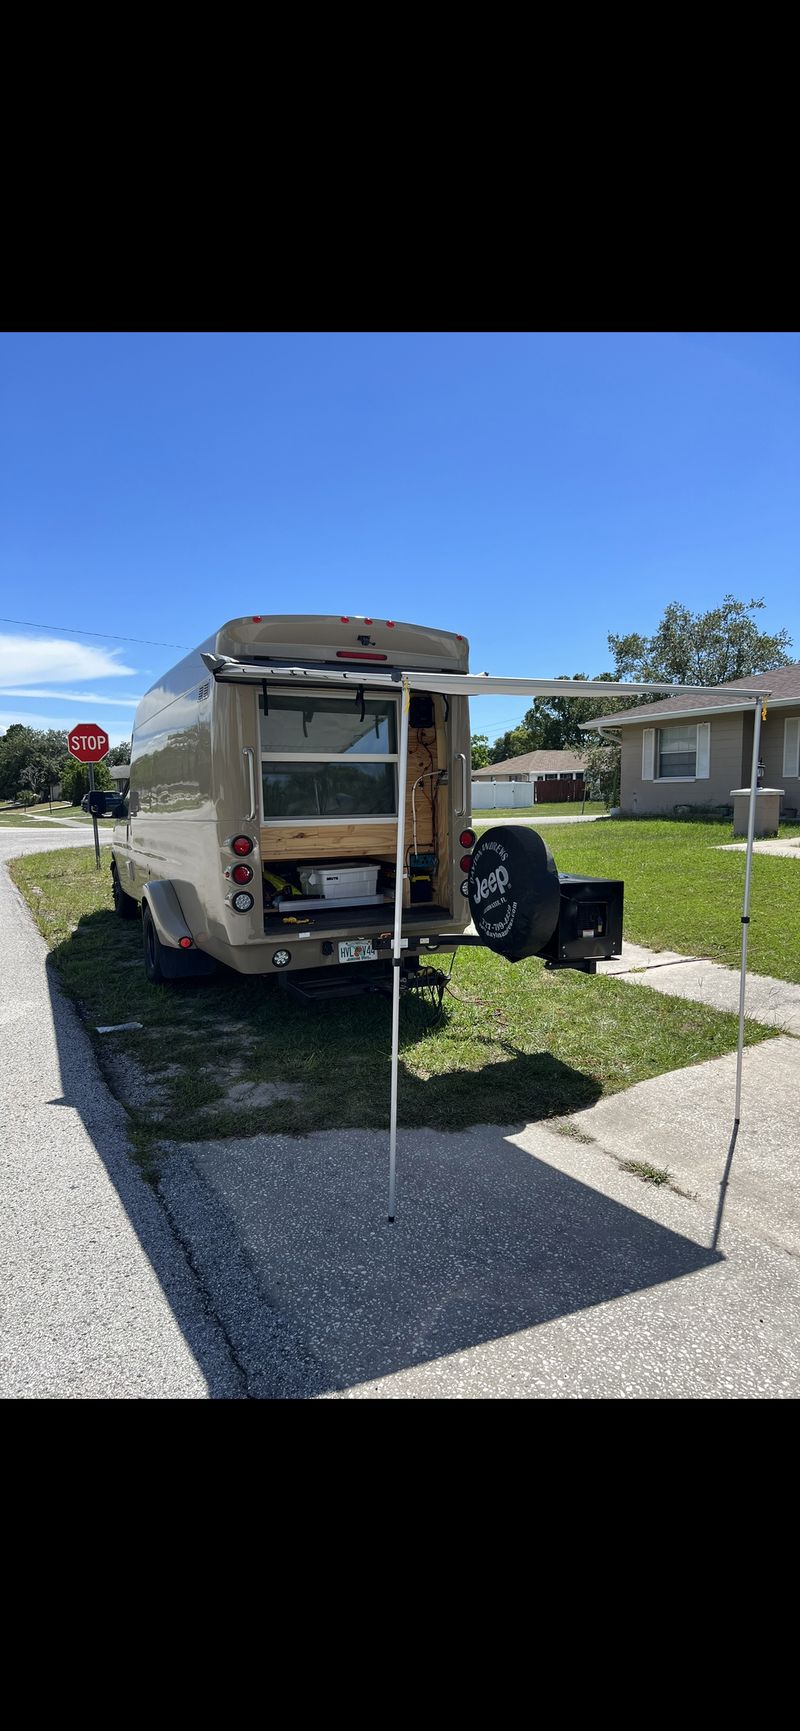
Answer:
(339, 940, 377, 964)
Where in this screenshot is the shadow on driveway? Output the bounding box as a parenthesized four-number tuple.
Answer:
(43, 946, 721, 1396)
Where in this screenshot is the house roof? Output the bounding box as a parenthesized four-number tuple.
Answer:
(580, 663, 800, 730)
(473, 748, 592, 778)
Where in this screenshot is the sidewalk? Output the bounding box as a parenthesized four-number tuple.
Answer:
(716, 836, 800, 860)
(597, 941, 800, 1037)
(563, 1037, 800, 1256)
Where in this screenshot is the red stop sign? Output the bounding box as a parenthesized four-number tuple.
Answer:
(68, 724, 110, 764)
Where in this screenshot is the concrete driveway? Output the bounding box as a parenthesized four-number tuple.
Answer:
(3, 829, 800, 1399)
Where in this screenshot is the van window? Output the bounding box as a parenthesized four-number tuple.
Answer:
(260, 693, 397, 756)
(260, 691, 399, 822)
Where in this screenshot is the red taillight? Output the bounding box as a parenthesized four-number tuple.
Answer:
(460, 855, 473, 872)
(335, 650, 388, 660)
(232, 863, 253, 885)
(459, 828, 476, 848)
(179, 936, 193, 950)
(232, 835, 253, 856)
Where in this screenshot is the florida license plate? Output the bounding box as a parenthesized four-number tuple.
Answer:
(338, 940, 377, 964)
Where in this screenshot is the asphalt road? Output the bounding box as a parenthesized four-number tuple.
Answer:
(3, 828, 800, 1399)
(0, 831, 239, 1398)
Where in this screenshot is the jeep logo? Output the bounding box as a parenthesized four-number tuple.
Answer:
(473, 864, 509, 903)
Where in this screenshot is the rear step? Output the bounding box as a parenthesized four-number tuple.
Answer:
(280, 963, 450, 1007)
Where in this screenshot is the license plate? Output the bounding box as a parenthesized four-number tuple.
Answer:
(339, 940, 377, 964)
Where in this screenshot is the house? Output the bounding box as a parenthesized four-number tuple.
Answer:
(473, 749, 590, 786)
(581, 663, 800, 817)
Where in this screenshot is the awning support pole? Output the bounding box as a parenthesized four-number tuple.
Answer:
(712, 696, 764, 1250)
(388, 679, 410, 1222)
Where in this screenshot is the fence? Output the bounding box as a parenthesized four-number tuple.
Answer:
(471, 781, 534, 810)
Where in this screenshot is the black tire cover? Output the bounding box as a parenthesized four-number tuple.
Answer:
(468, 825, 560, 962)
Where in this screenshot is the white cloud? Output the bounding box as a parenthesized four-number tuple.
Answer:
(0, 688, 141, 707)
(0, 712, 130, 746)
(0, 635, 136, 684)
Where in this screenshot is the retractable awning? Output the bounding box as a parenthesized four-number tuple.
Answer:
(204, 652, 770, 1238)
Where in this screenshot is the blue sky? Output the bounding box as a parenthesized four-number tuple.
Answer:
(1, 331, 797, 746)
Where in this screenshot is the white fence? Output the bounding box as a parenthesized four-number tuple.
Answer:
(471, 780, 534, 810)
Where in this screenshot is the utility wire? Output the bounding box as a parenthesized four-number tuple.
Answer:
(0, 616, 191, 651)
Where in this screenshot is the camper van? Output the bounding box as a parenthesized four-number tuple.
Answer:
(111, 615, 474, 990)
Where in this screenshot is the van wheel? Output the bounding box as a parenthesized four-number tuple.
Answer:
(111, 861, 138, 919)
(142, 904, 168, 984)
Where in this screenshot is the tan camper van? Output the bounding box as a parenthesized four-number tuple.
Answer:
(111, 615, 474, 992)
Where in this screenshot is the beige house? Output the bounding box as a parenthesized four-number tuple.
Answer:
(473, 749, 589, 784)
(581, 663, 800, 817)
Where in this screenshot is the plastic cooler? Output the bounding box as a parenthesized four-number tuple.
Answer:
(298, 863, 380, 900)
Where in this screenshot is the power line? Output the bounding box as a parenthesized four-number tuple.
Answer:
(0, 616, 191, 651)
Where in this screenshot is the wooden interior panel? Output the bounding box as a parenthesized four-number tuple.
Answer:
(261, 823, 397, 859)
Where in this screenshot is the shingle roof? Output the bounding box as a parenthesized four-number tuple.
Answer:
(580, 663, 800, 729)
(473, 748, 592, 778)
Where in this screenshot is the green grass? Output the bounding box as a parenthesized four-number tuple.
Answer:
(478, 816, 800, 984)
(475, 801, 605, 818)
(0, 810, 66, 828)
(10, 845, 774, 1155)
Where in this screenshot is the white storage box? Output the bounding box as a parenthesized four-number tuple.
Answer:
(298, 863, 380, 900)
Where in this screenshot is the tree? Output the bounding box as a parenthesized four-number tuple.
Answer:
(585, 743, 620, 810)
(471, 735, 490, 769)
(610, 595, 792, 687)
(489, 674, 629, 761)
(490, 724, 533, 764)
(0, 725, 38, 800)
(107, 742, 131, 766)
(61, 759, 113, 805)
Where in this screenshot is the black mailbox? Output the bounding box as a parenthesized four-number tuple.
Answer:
(538, 874, 624, 966)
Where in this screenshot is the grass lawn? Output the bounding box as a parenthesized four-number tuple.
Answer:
(0, 810, 66, 828)
(475, 801, 605, 818)
(10, 845, 773, 1159)
(480, 817, 800, 985)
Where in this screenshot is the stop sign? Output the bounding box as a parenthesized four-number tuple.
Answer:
(68, 724, 110, 764)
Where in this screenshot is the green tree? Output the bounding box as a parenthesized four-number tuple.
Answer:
(0, 725, 38, 800)
(610, 595, 792, 687)
(107, 742, 131, 766)
(585, 743, 620, 810)
(490, 725, 533, 763)
(61, 759, 113, 805)
(471, 734, 490, 769)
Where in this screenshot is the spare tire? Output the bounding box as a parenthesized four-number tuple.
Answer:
(468, 825, 561, 963)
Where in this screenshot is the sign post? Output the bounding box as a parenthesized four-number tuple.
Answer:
(67, 724, 110, 872)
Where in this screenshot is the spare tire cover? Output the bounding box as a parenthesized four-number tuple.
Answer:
(468, 825, 560, 962)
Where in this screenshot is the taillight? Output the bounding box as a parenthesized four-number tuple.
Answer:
(179, 936, 193, 949)
(231, 891, 254, 913)
(232, 863, 253, 885)
(232, 835, 253, 856)
(460, 855, 473, 873)
(459, 828, 476, 848)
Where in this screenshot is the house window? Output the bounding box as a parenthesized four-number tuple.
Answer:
(260, 692, 399, 820)
(658, 724, 697, 779)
